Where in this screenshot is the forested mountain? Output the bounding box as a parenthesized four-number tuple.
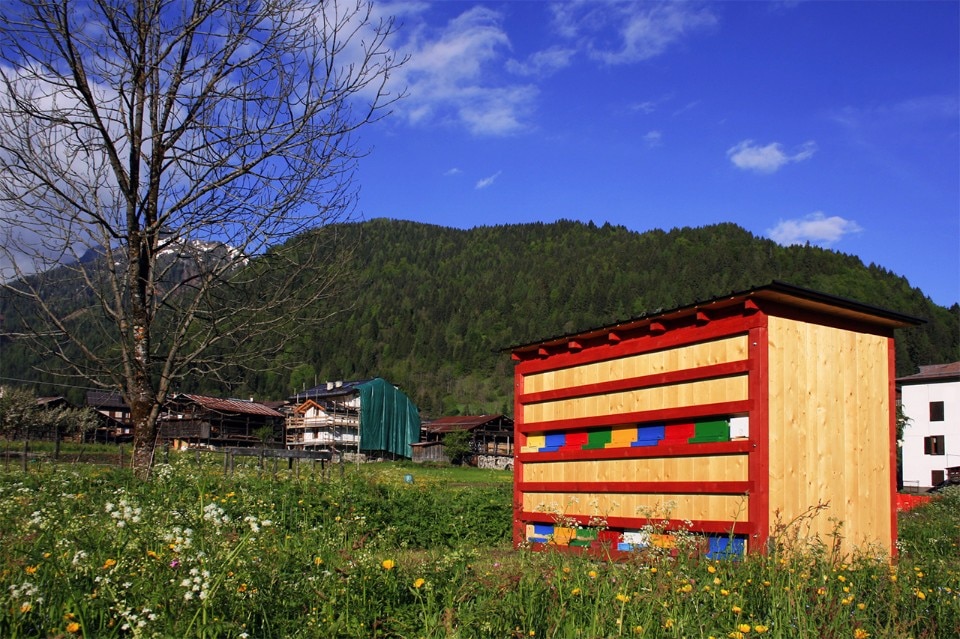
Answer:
(2, 219, 957, 417)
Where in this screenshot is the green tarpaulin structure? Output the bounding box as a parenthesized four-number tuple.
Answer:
(358, 378, 421, 458)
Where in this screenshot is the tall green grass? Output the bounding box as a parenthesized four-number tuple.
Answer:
(0, 453, 955, 638)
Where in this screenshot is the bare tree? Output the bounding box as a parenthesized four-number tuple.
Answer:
(0, 0, 403, 477)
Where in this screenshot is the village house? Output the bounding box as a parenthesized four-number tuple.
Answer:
(286, 378, 420, 459)
(898, 361, 960, 491)
(412, 414, 514, 468)
(158, 394, 284, 449)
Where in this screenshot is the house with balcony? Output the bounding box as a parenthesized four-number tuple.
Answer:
(286, 378, 420, 459)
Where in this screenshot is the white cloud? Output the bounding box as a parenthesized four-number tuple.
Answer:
(475, 170, 502, 189)
(388, 6, 537, 136)
(443, 167, 462, 176)
(506, 46, 575, 77)
(551, 2, 717, 65)
(643, 130, 662, 148)
(727, 139, 817, 174)
(767, 212, 863, 246)
(632, 100, 657, 114)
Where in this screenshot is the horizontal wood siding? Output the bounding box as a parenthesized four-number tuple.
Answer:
(521, 491, 750, 523)
(522, 454, 749, 483)
(524, 335, 749, 394)
(523, 375, 749, 424)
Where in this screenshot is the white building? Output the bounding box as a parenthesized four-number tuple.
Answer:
(898, 361, 960, 490)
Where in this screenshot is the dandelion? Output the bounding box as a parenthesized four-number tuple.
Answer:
(381, 559, 395, 570)
(708, 565, 717, 573)
(853, 630, 870, 639)
(102, 558, 117, 570)
(616, 593, 631, 603)
(413, 578, 425, 589)
(571, 587, 582, 596)
(738, 623, 751, 633)
(731, 605, 742, 614)
(915, 589, 926, 600)
(314, 557, 323, 566)
(66, 622, 81, 633)
(663, 619, 674, 629)
(754, 625, 769, 634)
(24, 565, 37, 575)
(588, 570, 598, 579)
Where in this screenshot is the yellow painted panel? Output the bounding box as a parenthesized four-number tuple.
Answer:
(523, 375, 749, 424)
(522, 455, 749, 483)
(524, 335, 749, 394)
(523, 492, 749, 524)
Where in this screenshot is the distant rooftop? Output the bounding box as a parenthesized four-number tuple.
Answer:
(897, 361, 960, 384)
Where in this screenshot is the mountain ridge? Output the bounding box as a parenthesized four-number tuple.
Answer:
(2, 218, 957, 417)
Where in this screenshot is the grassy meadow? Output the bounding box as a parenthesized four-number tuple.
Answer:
(0, 450, 956, 638)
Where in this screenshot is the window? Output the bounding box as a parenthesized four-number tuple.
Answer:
(930, 401, 945, 422)
(931, 470, 945, 486)
(924, 435, 945, 456)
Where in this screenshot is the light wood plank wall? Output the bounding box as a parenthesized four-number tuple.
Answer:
(522, 455, 749, 484)
(523, 335, 750, 424)
(521, 492, 750, 523)
(766, 315, 892, 556)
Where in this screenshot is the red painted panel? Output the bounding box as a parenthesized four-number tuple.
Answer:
(747, 324, 770, 553)
(660, 422, 696, 444)
(888, 338, 899, 556)
(519, 510, 755, 535)
(518, 480, 752, 495)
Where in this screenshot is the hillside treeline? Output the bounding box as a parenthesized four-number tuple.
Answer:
(2, 219, 957, 417)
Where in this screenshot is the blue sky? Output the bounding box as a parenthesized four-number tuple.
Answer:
(354, 1, 959, 307)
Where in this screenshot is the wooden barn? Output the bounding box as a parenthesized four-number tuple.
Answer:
(412, 414, 514, 466)
(158, 394, 284, 448)
(508, 282, 922, 558)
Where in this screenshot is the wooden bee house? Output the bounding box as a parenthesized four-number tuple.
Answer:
(509, 282, 922, 557)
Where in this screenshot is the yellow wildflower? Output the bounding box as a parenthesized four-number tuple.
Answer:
(413, 578, 425, 589)
(732, 605, 742, 614)
(738, 623, 751, 633)
(708, 565, 717, 573)
(25, 565, 38, 575)
(588, 570, 598, 579)
(66, 622, 81, 633)
(754, 625, 769, 634)
(20, 603, 31, 613)
(381, 559, 395, 570)
(102, 558, 117, 570)
(915, 589, 926, 600)
(853, 630, 870, 639)
(616, 593, 631, 603)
